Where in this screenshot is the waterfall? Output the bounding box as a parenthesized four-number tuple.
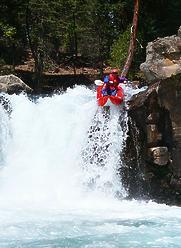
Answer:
(0, 86, 128, 209)
(81, 106, 128, 198)
(0, 86, 180, 248)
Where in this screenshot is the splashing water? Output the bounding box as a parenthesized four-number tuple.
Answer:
(81, 105, 128, 199)
(0, 86, 128, 209)
(0, 85, 180, 248)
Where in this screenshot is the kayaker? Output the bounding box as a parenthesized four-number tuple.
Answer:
(102, 69, 127, 96)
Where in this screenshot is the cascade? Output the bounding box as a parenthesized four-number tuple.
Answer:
(0, 86, 128, 209)
(81, 105, 128, 198)
(0, 85, 180, 248)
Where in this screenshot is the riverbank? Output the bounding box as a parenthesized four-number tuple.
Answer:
(0, 64, 101, 93)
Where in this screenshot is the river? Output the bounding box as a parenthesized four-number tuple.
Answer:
(0, 86, 180, 247)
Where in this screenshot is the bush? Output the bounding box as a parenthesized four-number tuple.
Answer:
(109, 25, 131, 69)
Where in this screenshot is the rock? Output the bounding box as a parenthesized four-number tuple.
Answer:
(128, 81, 160, 109)
(124, 27, 181, 205)
(178, 26, 181, 38)
(0, 74, 32, 94)
(140, 30, 181, 82)
(147, 124, 162, 146)
(148, 147, 169, 166)
(170, 176, 181, 192)
(158, 74, 181, 177)
(126, 76, 181, 203)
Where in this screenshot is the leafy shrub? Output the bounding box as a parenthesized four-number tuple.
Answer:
(109, 25, 131, 68)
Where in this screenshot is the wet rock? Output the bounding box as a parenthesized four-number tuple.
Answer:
(128, 82, 160, 109)
(170, 176, 181, 192)
(148, 147, 169, 166)
(147, 125, 162, 146)
(146, 113, 160, 124)
(125, 27, 181, 205)
(158, 75, 181, 177)
(0, 74, 32, 94)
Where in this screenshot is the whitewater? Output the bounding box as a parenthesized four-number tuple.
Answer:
(0, 85, 180, 248)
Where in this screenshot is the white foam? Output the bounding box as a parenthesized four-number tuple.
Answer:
(0, 86, 128, 209)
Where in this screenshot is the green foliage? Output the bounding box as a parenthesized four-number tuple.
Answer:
(0, 23, 16, 39)
(0, 0, 180, 83)
(140, 0, 181, 41)
(0, 57, 5, 65)
(109, 25, 131, 68)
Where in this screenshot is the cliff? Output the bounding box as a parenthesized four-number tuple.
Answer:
(123, 27, 181, 205)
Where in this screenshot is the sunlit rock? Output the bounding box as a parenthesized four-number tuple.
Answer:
(0, 74, 32, 94)
(140, 29, 181, 82)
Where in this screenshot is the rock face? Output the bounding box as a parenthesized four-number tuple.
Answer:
(140, 32, 181, 82)
(0, 74, 32, 94)
(123, 27, 181, 205)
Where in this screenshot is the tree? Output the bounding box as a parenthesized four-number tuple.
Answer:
(121, 0, 139, 77)
(25, 0, 65, 90)
(0, 0, 27, 65)
(140, 0, 181, 42)
(110, 25, 131, 69)
(77, 0, 130, 72)
(0, 0, 180, 88)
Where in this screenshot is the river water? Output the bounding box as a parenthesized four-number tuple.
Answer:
(0, 86, 180, 248)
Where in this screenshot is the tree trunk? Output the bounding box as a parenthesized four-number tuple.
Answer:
(121, 0, 139, 77)
(73, 12, 77, 75)
(26, 2, 43, 92)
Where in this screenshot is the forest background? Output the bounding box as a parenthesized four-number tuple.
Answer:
(0, 0, 180, 90)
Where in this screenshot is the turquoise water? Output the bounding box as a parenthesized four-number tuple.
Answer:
(0, 201, 181, 248)
(0, 86, 180, 248)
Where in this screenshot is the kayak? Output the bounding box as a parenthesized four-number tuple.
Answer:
(96, 85, 124, 107)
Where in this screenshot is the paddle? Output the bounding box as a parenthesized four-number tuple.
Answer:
(94, 80, 104, 86)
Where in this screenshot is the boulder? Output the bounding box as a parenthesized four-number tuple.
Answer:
(0, 74, 32, 94)
(140, 27, 181, 82)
